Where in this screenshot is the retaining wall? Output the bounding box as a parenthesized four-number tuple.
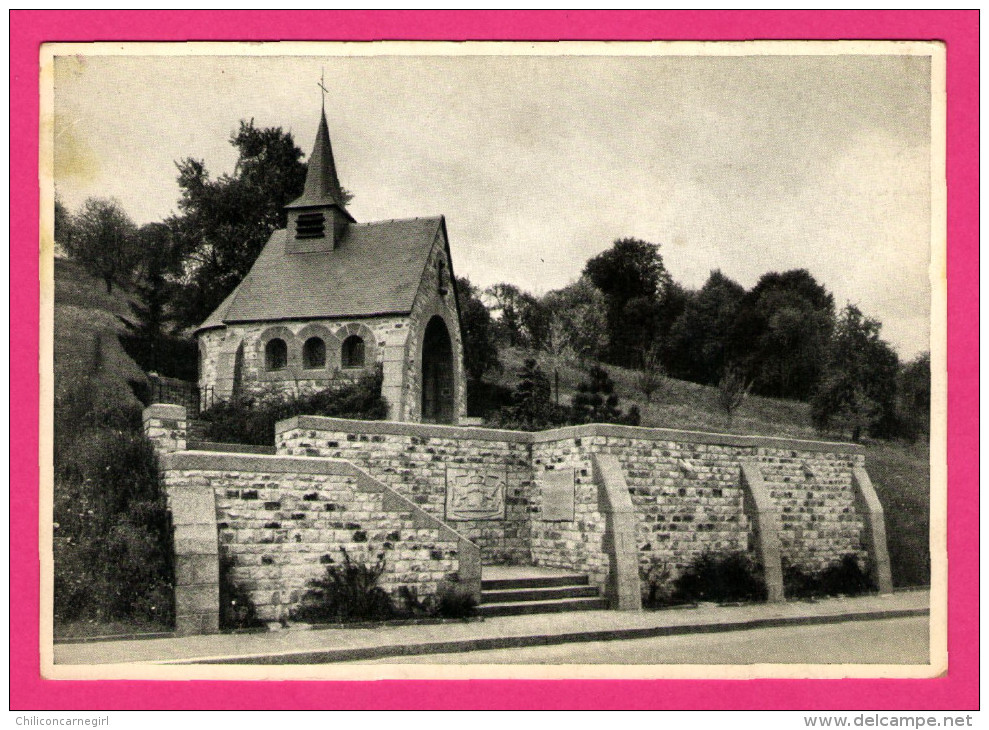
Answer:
(148, 405, 891, 633)
(276, 416, 891, 603)
(146, 406, 481, 633)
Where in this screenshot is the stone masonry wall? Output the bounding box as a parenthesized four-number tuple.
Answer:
(553, 429, 868, 578)
(529, 439, 610, 593)
(159, 452, 479, 622)
(148, 406, 881, 630)
(277, 417, 871, 599)
(198, 315, 407, 403)
(277, 418, 534, 564)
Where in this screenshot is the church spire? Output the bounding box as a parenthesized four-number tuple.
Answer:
(285, 103, 355, 253)
(288, 108, 348, 210)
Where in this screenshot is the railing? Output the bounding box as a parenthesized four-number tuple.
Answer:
(199, 385, 217, 414)
(148, 374, 201, 417)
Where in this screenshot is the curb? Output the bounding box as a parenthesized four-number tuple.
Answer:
(56, 631, 174, 645)
(164, 606, 929, 665)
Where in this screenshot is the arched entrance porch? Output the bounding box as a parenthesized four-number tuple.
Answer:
(421, 315, 455, 424)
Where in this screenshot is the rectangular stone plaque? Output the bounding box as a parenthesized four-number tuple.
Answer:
(540, 468, 575, 522)
(445, 467, 506, 521)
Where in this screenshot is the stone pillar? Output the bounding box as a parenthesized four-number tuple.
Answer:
(852, 466, 894, 593)
(740, 462, 785, 603)
(380, 330, 407, 422)
(161, 455, 221, 635)
(142, 403, 187, 453)
(592, 453, 642, 611)
(145, 407, 219, 634)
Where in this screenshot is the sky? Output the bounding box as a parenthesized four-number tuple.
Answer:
(51, 44, 936, 359)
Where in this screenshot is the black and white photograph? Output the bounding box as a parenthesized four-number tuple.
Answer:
(43, 41, 944, 679)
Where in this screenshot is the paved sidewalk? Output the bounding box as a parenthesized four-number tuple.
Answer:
(53, 590, 928, 666)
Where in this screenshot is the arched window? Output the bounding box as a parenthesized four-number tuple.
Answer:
(303, 337, 326, 369)
(265, 338, 287, 371)
(341, 335, 365, 369)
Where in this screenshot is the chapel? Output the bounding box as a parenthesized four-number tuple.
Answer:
(195, 108, 466, 424)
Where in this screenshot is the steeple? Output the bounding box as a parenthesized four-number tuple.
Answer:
(285, 107, 355, 253)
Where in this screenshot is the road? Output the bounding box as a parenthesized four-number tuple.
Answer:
(348, 616, 929, 665)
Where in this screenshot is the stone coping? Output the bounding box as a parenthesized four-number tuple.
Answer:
(276, 415, 864, 454)
(163, 450, 367, 475)
(143, 403, 187, 420)
(186, 440, 277, 455)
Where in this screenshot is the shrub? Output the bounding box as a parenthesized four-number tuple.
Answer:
(571, 365, 640, 426)
(466, 378, 513, 419)
(291, 548, 395, 624)
(671, 551, 767, 604)
(397, 585, 435, 618)
(640, 560, 676, 609)
(397, 582, 476, 620)
(488, 358, 572, 431)
(434, 585, 478, 619)
(53, 373, 174, 626)
(783, 554, 876, 600)
(717, 363, 752, 428)
(636, 347, 667, 404)
(199, 365, 388, 445)
(219, 548, 264, 630)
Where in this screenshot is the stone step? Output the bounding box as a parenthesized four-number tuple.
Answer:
(481, 574, 589, 591)
(477, 596, 610, 617)
(186, 418, 210, 440)
(481, 585, 602, 604)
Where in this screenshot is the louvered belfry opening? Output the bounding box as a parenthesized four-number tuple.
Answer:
(296, 211, 326, 239)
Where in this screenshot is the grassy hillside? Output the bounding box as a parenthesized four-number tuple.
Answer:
(492, 347, 815, 438)
(489, 347, 930, 587)
(53, 257, 146, 408)
(863, 441, 931, 587)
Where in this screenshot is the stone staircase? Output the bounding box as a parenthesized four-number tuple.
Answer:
(478, 569, 609, 617)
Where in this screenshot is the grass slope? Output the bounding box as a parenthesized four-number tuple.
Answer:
(53, 257, 145, 408)
(490, 347, 931, 587)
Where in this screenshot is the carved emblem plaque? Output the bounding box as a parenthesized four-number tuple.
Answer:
(540, 468, 576, 521)
(445, 468, 506, 521)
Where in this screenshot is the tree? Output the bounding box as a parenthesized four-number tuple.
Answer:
(168, 120, 315, 328)
(491, 358, 570, 431)
(54, 195, 72, 252)
(810, 304, 899, 441)
(731, 269, 835, 400)
(455, 276, 500, 383)
(716, 363, 752, 428)
(540, 277, 609, 365)
(665, 270, 746, 384)
(583, 238, 673, 367)
(118, 223, 188, 376)
(636, 346, 667, 404)
(63, 197, 138, 293)
(896, 352, 931, 440)
(484, 283, 548, 349)
(572, 365, 639, 426)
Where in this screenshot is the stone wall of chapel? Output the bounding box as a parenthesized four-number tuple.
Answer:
(400, 234, 466, 423)
(198, 316, 410, 411)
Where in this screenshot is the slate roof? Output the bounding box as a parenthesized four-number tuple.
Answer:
(197, 216, 443, 331)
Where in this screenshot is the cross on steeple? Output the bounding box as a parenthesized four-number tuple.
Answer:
(317, 68, 329, 111)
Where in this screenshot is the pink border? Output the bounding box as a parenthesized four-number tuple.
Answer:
(12, 10, 977, 710)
